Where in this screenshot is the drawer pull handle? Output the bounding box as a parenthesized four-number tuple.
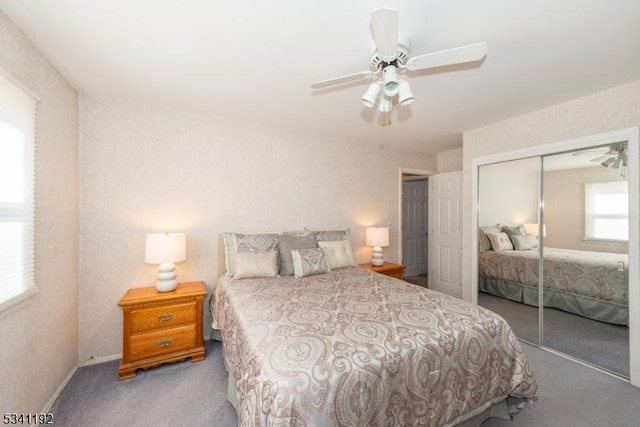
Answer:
(157, 313, 173, 322)
(157, 338, 173, 348)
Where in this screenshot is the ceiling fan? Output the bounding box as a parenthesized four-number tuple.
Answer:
(572, 142, 628, 176)
(310, 8, 488, 125)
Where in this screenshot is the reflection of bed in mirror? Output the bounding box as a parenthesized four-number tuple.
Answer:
(478, 246, 629, 325)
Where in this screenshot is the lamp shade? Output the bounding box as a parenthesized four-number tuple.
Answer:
(523, 223, 546, 237)
(365, 227, 389, 247)
(144, 233, 186, 264)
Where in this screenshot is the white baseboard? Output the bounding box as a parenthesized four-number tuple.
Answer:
(79, 353, 122, 367)
(35, 364, 78, 426)
(36, 334, 214, 424)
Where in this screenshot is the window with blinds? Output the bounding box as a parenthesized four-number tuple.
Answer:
(585, 180, 629, 242)
(0, 71, 37, 313)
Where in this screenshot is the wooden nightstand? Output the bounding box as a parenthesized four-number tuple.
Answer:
(118, 281, 207, 380)
(359, 262, 406, 279)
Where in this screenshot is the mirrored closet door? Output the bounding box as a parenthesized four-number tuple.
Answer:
(477, 156, 541, 345)
(477, 141, 631, 379)
(541, 144, 629, 377)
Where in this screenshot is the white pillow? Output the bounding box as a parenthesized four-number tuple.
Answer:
(479, 225, 501, 251)
(317, 240, 356, 269)
(233, 250, 279, 279)
(486, 232, 514, 251)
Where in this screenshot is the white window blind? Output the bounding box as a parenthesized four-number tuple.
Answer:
(585, 180, 629, 241)
(0, 71, 37, 312)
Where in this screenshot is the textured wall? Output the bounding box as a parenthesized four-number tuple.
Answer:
(0, 11, 79, 413)
(462, 79, 640, 300)
(78, 96, 436, 360)
(478, 157, 539, 227)
(437, 147, 463, 172)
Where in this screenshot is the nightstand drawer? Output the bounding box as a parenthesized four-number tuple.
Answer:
(130, 302, 196, 332)
(118, 281, 207, 380)
(128, 324, 196, 361)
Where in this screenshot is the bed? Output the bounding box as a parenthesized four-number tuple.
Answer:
(478, 247, 629, 325)
(211, 231, 537, 426)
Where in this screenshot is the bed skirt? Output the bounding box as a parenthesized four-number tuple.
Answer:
(479, 277, 628, 325)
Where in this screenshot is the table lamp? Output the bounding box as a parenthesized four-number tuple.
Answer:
(524, 223, 547, 237)
(365, 227, 389, 266)
(144, 232, 186, 292)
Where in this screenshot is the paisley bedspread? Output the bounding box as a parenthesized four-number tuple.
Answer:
(478, 248, 628, 305)
(212, 266, 537, 426)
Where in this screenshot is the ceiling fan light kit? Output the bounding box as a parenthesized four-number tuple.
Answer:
(398, 80, 414, 106)
(576, 141, 628, 177)
(361, 82, 381, 107)
(311, 7, 487, 126)
(382, 65, 400, 97)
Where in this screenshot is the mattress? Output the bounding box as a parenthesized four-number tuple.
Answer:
(212, 266, 537, 426)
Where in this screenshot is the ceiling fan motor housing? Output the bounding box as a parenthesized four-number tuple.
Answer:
(369, 39, 410, 71)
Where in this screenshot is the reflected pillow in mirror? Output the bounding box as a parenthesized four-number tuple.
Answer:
(486, 232, 514, 251)
(511, 234, 539, 251)
(479, 225, 501, 251)
(502, 224, 527, 237)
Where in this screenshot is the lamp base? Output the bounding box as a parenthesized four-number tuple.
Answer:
(370, 246, 384, 267)
(156, 263, 178, 292)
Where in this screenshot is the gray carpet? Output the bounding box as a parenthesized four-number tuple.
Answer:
(404, 274, 429, 288)
(479, 292, 629, 377)
(50, 340, 237, 427)
(50, 339, 640, 426)
(482, 342, 640, 427)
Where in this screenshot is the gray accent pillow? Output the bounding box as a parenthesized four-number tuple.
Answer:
(511, 235, 539, 251)
(502, 224, 527, 237)
(277, 234, 317, 276)
(223, 232, 279, 277)
(486, 232, 514, 251)
(291, 248, 331, 278)
(478, 226, 501, 251)
(233, 250, 279, 279)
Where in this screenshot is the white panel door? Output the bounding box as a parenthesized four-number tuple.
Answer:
(402, 179, 428, 277)
(429, 171, 463, 297)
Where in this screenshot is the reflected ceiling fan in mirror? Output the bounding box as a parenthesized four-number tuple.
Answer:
(310, 8, 487, 126)
(572, 142, 628, 177)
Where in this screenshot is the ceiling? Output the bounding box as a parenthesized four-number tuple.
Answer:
(2, 0, 640, 154)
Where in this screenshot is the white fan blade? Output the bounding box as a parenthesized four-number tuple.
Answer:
(405, 42, 487, 71)
(310, 71, 373, 89)
(571, 150, 608, 156)
(591, 154, 612, 162)
(371, 8, 398, 62)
